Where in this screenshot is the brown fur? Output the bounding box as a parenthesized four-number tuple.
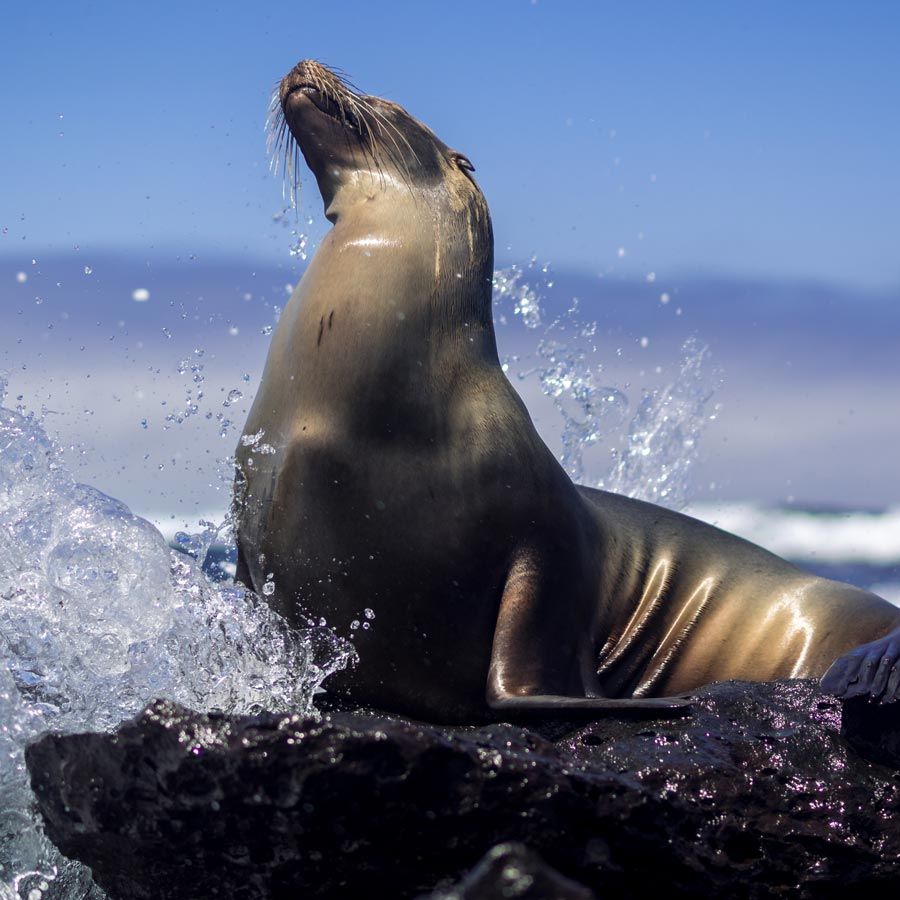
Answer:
(235, 61, 900, 723)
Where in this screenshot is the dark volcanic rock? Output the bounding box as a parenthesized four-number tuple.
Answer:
(423, 843, 597, 899)
(25, 680, 900, 899)
(841, 695, 900, 768)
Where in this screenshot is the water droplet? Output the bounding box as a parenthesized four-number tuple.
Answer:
(83, 265, 93, 275)
(223, 389, 243, 408)
(260, 325, 273, 336)
(132, 288, 150, 302)
(15, 271, 27, 283)
(228, 325, 239, 336)
(640, 337, 649, 349)
(364, 608, 375, 620)
(262, 581, 275, 596)
(617, 248, 626, 258)
(660, 293, 671, 305)
(289, 233, 309, 260)
(646, 272, 656, 283)
(241, 429, 264, 447)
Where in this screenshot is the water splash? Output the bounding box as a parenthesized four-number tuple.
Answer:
(288, 232, 309, 261)
(603, 338, 718, 508)
(0, 372, 353, 898)
(0, 255, 718, 897)
(493, 266, 542, 329)
(493, 264, 719, 509)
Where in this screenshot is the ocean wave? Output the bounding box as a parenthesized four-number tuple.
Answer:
(686, 502, 900, 565)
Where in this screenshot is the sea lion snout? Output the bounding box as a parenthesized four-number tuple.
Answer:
(279, 60, 345, 106)
(277, 61, 367, 144)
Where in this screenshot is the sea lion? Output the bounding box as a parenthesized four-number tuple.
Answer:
(233, 59, 900, 723)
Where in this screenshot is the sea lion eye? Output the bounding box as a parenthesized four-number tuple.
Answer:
(452, 153, 475, 173)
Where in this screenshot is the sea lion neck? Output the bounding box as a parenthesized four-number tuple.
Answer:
(321, 171, 416, 223)
(244, 208, 501, 450)
(324, 177, 498, 340)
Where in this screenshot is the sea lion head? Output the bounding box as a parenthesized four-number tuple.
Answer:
(271, 59, 481, 220)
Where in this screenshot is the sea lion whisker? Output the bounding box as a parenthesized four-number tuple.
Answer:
(321, 62, 353, 79)
(349, 103, 418, 197)
(347, 104, 387, 186)
(345, 92, 408, 149)
(266, 110, 281, 143)
(266, 82, 282, 115)
(269, 119, 288, 174)
(266, 93, 304, 207)
(266, 98, 290, 172)
(266, 88, 284, 129)
(350, 94, 420, 168)
(288, 141, 302, 208)
(343, 95, 374, 146)
(280, 135, 297, 206)
(353, 106, 405, 177)
(334, 94, 409, 190)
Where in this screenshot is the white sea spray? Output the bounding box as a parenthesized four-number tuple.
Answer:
(493, 264, 720, 508)
(0, 373, 353, 899)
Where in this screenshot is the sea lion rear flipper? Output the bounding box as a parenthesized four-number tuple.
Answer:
(486, 550, 692, 718)
(821, 626, 900, 702)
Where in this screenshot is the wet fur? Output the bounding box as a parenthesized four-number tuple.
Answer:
(236, 61, 900, 722)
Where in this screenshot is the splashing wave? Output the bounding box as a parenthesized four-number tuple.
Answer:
(0, 373, 353, 899)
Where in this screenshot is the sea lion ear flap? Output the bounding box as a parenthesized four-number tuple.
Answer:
(451, 152, 475, 173)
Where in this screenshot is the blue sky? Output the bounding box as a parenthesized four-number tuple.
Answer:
(2, 0, 899, 287)
(2, 2, 899, 513)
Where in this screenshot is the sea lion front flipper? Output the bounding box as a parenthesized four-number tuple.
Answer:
(486, 550, 692, 718)
(821, 626, 900, 702)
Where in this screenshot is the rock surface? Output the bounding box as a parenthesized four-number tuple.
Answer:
(25, 680, 900, 899)
(423, 843, 597, 899)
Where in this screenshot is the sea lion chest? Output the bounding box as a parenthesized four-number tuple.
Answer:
(239, 396, 545, 716)
(234, 222, 541, 712)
